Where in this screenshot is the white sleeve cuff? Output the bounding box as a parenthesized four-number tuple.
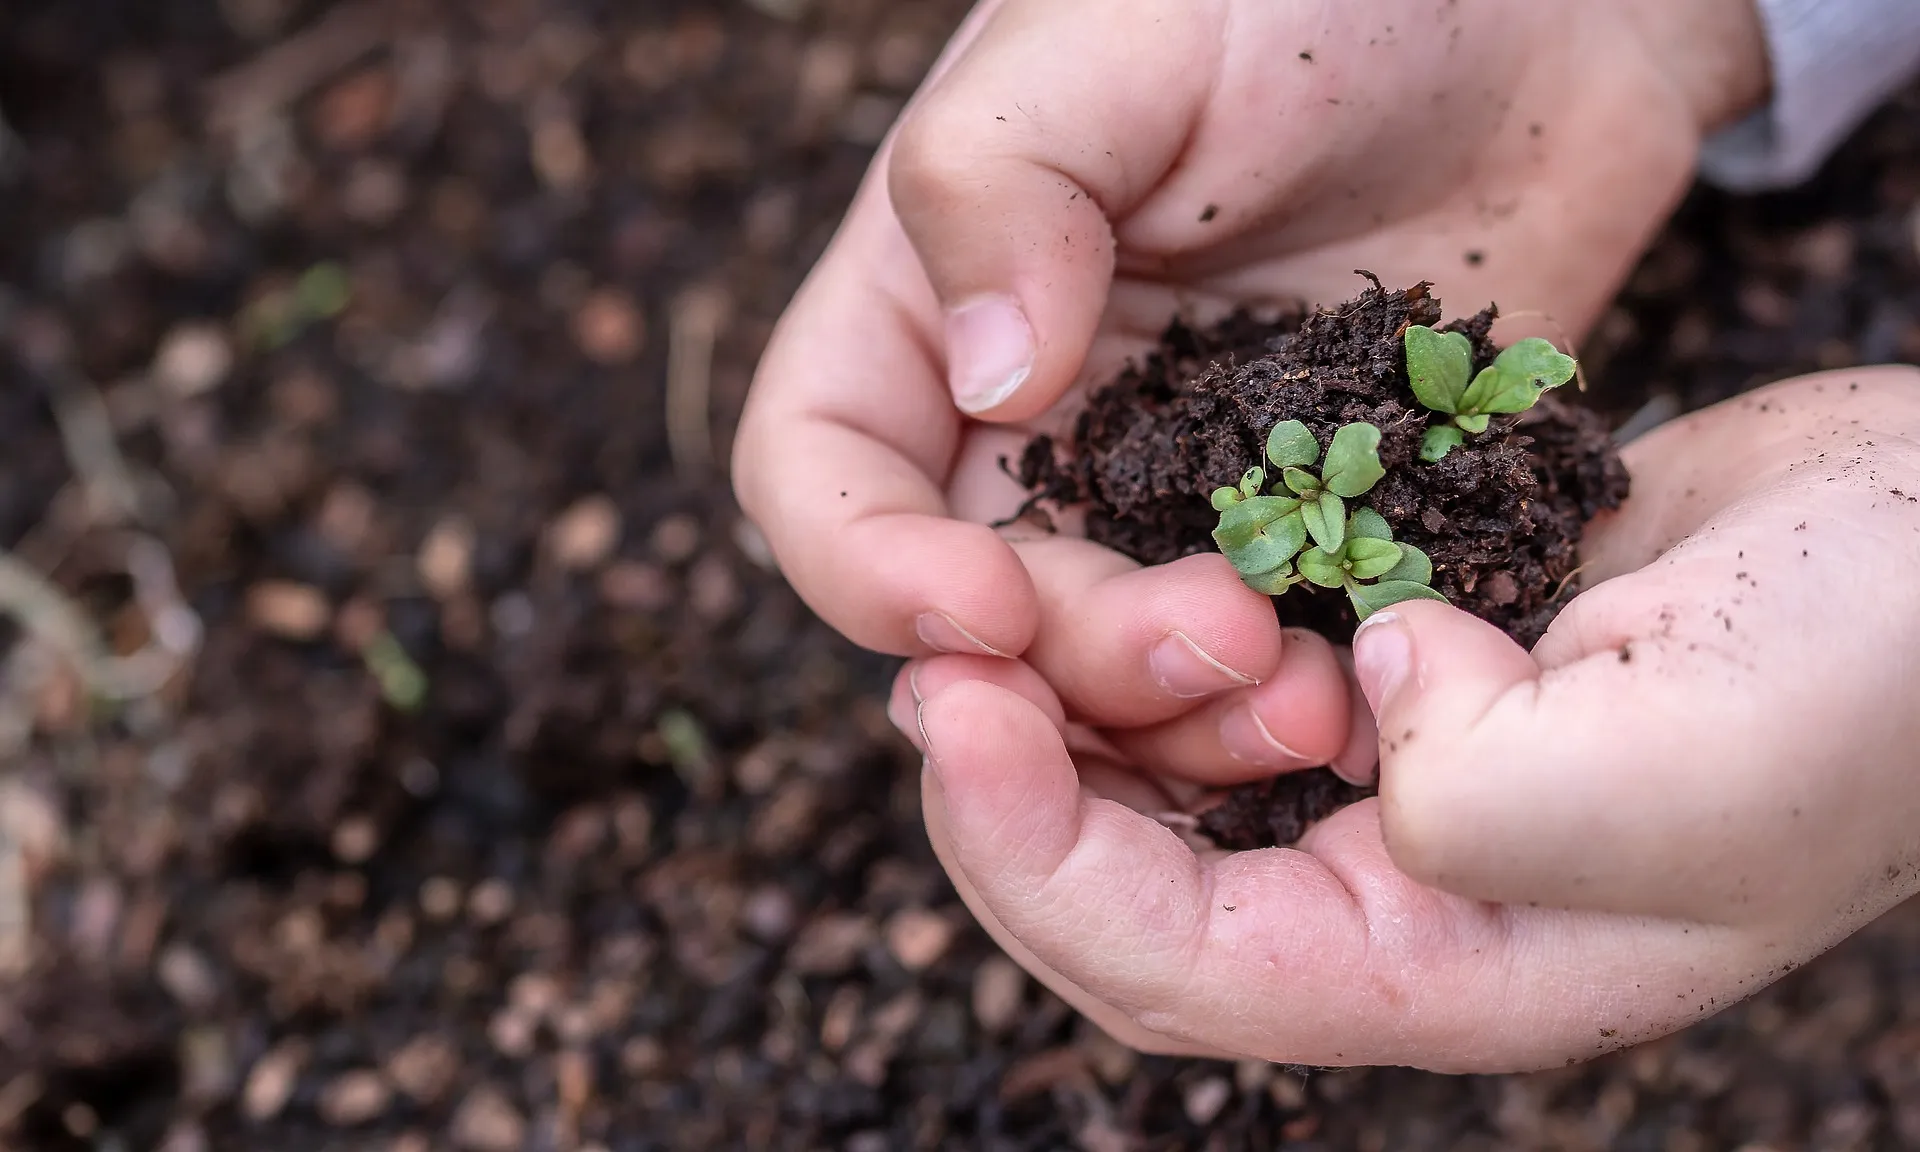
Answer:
(1698, 0, 1920, 192)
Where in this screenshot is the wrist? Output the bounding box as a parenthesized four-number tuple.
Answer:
(1616, 0, 1773, 136)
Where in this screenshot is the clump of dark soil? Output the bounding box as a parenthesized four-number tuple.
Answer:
(1018, 276, 1631, 849)
(1193, 769, 1375, 851)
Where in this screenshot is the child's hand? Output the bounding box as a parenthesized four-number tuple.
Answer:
(891, 367, 1920, 1072)
(733, 0, 1768, 669)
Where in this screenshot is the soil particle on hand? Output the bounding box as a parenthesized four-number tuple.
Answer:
(1019, 277, 1630, 847)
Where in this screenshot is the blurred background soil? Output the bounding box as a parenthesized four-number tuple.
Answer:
(2, 2, 1920, 1149)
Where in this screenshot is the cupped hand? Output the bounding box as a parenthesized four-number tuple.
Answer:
(890, 367, 1920, 1072)
(732, 0, 1768, 687)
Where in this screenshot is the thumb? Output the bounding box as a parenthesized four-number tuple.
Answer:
(886, 0, 1219, 420)
(1350, 599, 1733, 918)
(1352, 568, 1891, 928)
(1352, 369, 1920, 926)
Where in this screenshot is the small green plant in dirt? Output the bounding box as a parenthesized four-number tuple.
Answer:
(1295, 507, 1447, 619)
(1405, 325, 1578, 461)
(1210, 421, 1445, 618)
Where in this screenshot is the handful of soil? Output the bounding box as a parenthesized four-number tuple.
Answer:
(1014, 275, 1630, 849)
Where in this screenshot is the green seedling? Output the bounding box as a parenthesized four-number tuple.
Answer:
(362, 630, 427, 712)
(241, 260, 355, 351)
(1212, 419, 1387, 556)
(1405, 325, 1578, 460)
(1294, 507, 1449, 620)
(1211, 424, 1447, 618)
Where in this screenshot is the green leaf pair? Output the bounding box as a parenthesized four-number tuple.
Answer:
(1268, 420, 1386, 553)
(1209, 465, 1269, 510)
(1294, 507, 1448, 620)
(1405, 325, 1577, 460)
(1209, 417, 1450, 622)
(1211, 419, 1389, 579)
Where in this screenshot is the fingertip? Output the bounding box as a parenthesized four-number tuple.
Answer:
(840, 515, 1040, 658)
(919, 678, 1081, 868)
(1365, 602, 1540, 890)
(1257, 629, 1352, 766)
(893, 656, 1067, 750)
(1111, 553, 1286, 696)
(1354, 601, 1534, 725)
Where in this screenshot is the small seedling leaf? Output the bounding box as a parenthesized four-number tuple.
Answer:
(1380, 542, 1434, 585)
(1212, 495, 1301, 549)
(1297, 547, 1346, 589)
(1318, 493, 1346, 551)
(1455, 412, 1491, 434)
(1492, 337, 1577, 392)
(1265, 420, 1321, 470)
(1223, 510, 1308, 574)
(1322, 423, 1385, 497)
(1243, 564, 1301, 596)
(1211, 486, 1242, 511)
(1405, 325, 1472, 414)
(1239, 466, 1267, 499)
(1477, 371, 1552, 415)
(1458, 365, 1501, 414)
(1420, 425, 1464, 462)
(1346, 539, 1403, 580)
(1348, 579, 1450, 620)
(1282, 467, 1321, 497)
(1302, 493, 1346, 553)
(1349, 507, 1393, 541)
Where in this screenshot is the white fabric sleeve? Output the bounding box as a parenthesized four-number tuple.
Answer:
(1698, 0, 1920, 191)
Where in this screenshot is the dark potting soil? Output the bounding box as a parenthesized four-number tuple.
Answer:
(1017, 277, 1631, 850)
(9, 2, 1920, 1147)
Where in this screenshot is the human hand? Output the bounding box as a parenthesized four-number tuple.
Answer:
(732, 0, 1770, 680)
(890, 367, 1920, 1072)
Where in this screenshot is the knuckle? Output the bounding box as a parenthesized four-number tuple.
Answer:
(886, 103, 984, 224)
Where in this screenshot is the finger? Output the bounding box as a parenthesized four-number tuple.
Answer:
(734, 155, 1038, 659)
(887, 0, 1219, 419)
(886, 654, 1067, 754)
(1364, 368, 1920, 925)
(1013, 538, 1285, 727)
(920, 759, 1232, 1060)
(1329, 647, 1382, 788)
(1108, 629, 1351, 785)
(918, 679, 1773, 1070)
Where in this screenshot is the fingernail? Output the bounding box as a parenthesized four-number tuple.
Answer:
(887, 670, 922, 747)
(1150, 631, 1257, 699)
(1219, 704, 1312, 768)
(1352, 612, 1411, 716)
(946, 296, 1034, 414)
(915, 702, 941, 767)
(915, 612, 1007, 657)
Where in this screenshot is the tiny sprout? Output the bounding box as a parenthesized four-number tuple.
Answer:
(1211, 465, 1269, 510)
(1294, 507, 1449, 620)
(1268, 420, 1386, 553)
(1211, 420, 1387, 575)
(1208, 421, 1449, 620)
(1405, 325, 1577, 460)
(363, 630, 427, 712)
